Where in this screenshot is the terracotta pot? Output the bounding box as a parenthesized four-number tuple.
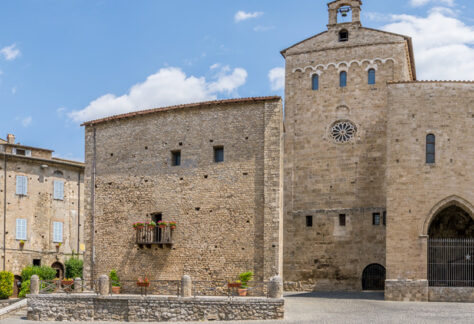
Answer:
(61, 280, 74, 286)
(238, 288, 248, 296)
(136, 282, 150, 287)
(170, 226, 176, 230)
(228, 282, 241, 288)
(111, 286, 121, 294)
(159, 225, 167, 229)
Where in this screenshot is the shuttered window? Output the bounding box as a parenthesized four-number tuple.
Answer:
(16, 219, 27, 240)
(53, 222, 63, 243)
(54, 181, 64, 200)
(16, 175, 28, 196)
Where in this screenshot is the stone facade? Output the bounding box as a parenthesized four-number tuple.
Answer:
(82, 98, 284, 285)
(0, 134, 84, 289)
(27, 294, 284, 322)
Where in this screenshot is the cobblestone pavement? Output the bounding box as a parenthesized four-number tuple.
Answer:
(2, 292, 473, 324)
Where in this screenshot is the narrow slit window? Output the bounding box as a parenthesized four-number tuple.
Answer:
(171, 150, 181, 166)
(368, 69, 376, 85)
(312, 74, 319, 90)
(340, 71, 347, 87)
(383, 211, 386, 226)
(214, 146, 224, 163)
(426, 134, 435, 164)
(339, 214, 346, 226)
(372, 213, 381, 226)
(306, 216, 313, 227)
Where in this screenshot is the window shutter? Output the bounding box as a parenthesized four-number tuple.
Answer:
(25, 150, 31, 157)
(12, 148, 17, 155)
(53, 222, 63, 243)
(23, 176, 28, 195)
(16, 176, 27, 195)
(16, 219, 27, 240)
(54, 181, 64, 200)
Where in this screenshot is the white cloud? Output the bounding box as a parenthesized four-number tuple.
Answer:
(210, 63, 221, 70)
(410, 0, 455, 6)
(0, 44, 21, 61)
(68, 66, 248, 123)
(235, 11, 263, 22)
(383, 8, 474, 80)
(21, 116, 32, 127)
(268, 67, 285, 91)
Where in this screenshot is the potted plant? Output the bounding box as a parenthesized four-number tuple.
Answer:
(169, 221, 177, 230)
(55, 242, 62, 251)
(109, 270, 121, 294)
(61, 278, 74, 286)
(19, 240, 25, 249)
(133, 222, 145, 229)
(237, 271, 253, 296)
(157, 221, 167, 229)
(136, 277, 150, 287)
(146, 221, 156, 229)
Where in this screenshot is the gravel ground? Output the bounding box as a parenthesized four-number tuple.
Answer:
(2, 292, 473, 324)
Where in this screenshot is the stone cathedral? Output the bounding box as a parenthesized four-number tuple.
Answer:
(83, 0, 473, 302)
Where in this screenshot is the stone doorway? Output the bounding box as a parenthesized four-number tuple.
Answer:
(51, 262, 64, 279)
(362, 264, 385, 290)
(13, 275, 22, 297)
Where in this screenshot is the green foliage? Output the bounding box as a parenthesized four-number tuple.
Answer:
(109, 270, 121, 287)
(65, 257, 83, 279)
(18, 280, 30, 298)
(238, 271, 254, 289)
(21, 266, 56, 282)
(0, 271, 14, 299)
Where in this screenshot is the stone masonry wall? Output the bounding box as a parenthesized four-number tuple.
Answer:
(385, 82, 474, 301)
(282, 17, 413, 290)
(83, 99, 283, 285)
(27, 294, 284, 322)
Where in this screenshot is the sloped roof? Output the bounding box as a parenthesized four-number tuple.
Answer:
(82, 96, 281, 127)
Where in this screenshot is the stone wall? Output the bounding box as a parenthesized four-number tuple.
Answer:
(83, 98, 283, 284)
(282, 4, 413, 290)
(0, 152, 84, 277)
(385, 82, 474, 300)
(27, 294, 284, 322)
(429, 287, 474, 303)
(385, 279, 428, 302)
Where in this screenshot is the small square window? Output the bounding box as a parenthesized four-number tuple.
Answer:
(33, 259, 41, 266)
(339, 214, 346, 226)
(171, 150, 181, 166)
(306, 216, 313, 227)
(373, 213, 381, 226)
(214, 146, 224, 163)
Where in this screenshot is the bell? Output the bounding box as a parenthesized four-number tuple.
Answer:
(341, 12, 347, 17)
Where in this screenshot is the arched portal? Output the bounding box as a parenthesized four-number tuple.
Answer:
(362, 264, 386, 290)
(51, 262, 64, 279)
(427, 204, 474, 287)
(13, 275, 22, 297)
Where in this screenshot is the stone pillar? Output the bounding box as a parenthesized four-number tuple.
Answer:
(30, 275, 40, 295)
(328, 8, 337, 25)
(74, 278, 82, 293)
(268, 276, 283, 299)
(181, 275, 192, 297)
(99, 275, 109, 296)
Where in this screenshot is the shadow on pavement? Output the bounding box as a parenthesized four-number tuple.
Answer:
(285, 291, 385, 300)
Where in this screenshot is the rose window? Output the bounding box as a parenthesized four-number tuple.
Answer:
(331, 121, 356, 143)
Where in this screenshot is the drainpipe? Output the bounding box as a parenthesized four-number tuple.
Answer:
(77, 170, 81, 253)
(3, 155, 7, 271)
(90, 127, 96, 279)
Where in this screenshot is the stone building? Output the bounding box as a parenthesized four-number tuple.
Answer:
(0, 134, 84, 295)
(281, 0, 473, 301)
(82, 97, 284, 288)
(82, 0, 473, 302)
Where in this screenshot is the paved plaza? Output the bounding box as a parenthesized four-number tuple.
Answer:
(2, 292, 473, 324)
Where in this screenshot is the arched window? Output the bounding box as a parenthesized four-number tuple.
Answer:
(426, 134, 435, 164)
(339, 71, 347, 87)
(311, 74, 319, 90)
(339, 29, 349, 42)
(368, 69, 376, 85)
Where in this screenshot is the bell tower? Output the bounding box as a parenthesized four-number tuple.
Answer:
(327, 0, 362, 27)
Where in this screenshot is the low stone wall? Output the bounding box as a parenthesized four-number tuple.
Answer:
(385, 279, 429, 301)
(27, 294, 284, 322)
(429, 287, 474, 302)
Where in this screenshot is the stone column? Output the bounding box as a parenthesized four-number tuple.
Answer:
(99, 275, 109, 296)
(30, 275, 40, 295)
(74, 278, 82, 293)
(181, 275, 192, 297)
(268, 276, 283, 299)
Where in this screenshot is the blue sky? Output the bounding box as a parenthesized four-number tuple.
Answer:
(0, 0, 472, 161)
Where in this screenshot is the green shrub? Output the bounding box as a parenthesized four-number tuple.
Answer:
(0, 271, 14, 299)
(65, 257, 83, 279)
(18, 279, 30, 298)
(21, 266, 56, 281)
(238, 271, 254, 289)
(109, 270, 121, 287)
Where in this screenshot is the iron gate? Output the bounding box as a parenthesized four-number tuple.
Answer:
(428, 238, 474, 287)
(362, 264, 386, 290)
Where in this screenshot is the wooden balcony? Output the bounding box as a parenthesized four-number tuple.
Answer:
(136, 227, 173, 247)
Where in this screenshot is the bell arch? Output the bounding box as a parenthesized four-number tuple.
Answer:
(422, 196, 474, 237)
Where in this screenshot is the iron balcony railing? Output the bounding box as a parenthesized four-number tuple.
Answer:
(428, 238, 474, 287)
(136, 226, 173, 245)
